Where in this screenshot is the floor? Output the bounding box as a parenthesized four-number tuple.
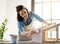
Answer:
(0, 40, 42, 44)
(16, 41, 42, 44)
(0, 40, 60, 44)
(0, 42, 41, 44)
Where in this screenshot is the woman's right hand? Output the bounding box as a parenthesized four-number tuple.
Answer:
(21, 32, 31, 38)
(21, 32, 27, 37)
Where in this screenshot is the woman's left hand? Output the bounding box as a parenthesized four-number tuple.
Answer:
(30, 30, 36, 35)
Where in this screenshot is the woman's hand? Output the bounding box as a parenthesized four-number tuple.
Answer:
(43, 20, 51, 25)
(21, 31, 31, 38)
(30, 28, 41, 35)
(21, 32, 27, 37)
(30, 30, 36, 35)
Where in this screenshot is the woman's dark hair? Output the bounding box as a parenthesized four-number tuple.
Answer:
(16, 5, 29, 21)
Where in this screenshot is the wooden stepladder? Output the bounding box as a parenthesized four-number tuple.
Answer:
(42, 23, 60, 44)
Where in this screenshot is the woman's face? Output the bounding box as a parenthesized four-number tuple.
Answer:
(19, 9, 28, 19)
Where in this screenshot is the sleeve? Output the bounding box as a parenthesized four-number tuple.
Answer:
(17, 22, 24, 33)
(30, 11, 43, 22)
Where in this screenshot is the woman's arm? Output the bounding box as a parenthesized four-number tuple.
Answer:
(30, 11, 43, 22)
(17, 22, 24, 33)
(30, 12, 49, 25)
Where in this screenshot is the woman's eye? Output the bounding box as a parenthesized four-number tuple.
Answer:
(24, 12, 26, 13)
(21, 13, 23, 15)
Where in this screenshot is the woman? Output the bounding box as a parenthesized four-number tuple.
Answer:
(16, 5, 49, 41)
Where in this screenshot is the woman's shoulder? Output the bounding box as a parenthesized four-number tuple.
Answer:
(30, 11, 36, 15)
(29, 11, 35, 16)
(29, 11, 38, 18)
(30, 11, 34, 14)
(17, 21, 24, 25)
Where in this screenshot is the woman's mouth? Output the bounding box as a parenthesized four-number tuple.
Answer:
(24, 15, 27, 18)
